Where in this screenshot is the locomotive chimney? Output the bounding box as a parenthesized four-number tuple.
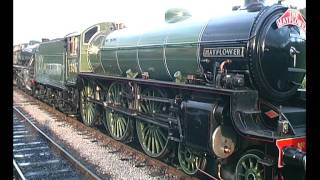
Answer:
(42, 38, 49, 42)
(244, 0, 265, 11)
(244, 0, 265, 6)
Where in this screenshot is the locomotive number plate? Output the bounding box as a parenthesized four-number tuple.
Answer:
(203, 47, 245, 58)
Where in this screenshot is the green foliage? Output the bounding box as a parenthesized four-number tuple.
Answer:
(299, 8, 306, 17)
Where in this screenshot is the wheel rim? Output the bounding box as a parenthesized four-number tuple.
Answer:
(104, 82, 132, 141)
(136, 121, 169, 157)
(178, 143, 206, 175)
(235, 153, 264, 180)
(136, 88, 169, 158)
(80, 85, 96, 126)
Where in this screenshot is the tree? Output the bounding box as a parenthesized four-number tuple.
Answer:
(299, 8, 306, 17)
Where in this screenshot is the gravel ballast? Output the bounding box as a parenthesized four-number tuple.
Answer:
(14, 90, 174, 180)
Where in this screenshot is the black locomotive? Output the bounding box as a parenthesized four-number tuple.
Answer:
(14, 2, 306, 180)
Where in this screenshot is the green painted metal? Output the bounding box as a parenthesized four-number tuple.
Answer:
(106, 112, 131, 140)
(66, 35, 80, 84)
(66, 56, 79, 83)
(80, 85, 97, 126)
(35, 39, 65, 88)
(136, 88, 170, 158)
(80, 22, 117, 73)
(136, 120, 169, 157)
(138, 27, 169, 79)
(100, 17, 208, 80)
(235, 153, 264, 180)
(87, 34, 105, 74)
(165, 19, 205, 79)
(35, 22, 116, 86)
(104, 82, 132, 141)
(178, 143, 206, 175)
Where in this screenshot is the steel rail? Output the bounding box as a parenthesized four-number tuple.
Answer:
(13, 89, 199, 179)
(13, 106, 101, 180)
(13, 159, 26, 180)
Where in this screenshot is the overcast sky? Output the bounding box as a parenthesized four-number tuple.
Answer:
(13, 0, 305, 45)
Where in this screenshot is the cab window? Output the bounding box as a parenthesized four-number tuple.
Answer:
(84, 26, 98, 44)
(67, 36, 79, 56)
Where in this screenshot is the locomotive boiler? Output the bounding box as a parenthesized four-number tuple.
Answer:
(88, 5, 306, 103)
(27, 2, 306, 180)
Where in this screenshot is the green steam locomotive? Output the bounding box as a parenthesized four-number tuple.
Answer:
(16, 3, 306, 180)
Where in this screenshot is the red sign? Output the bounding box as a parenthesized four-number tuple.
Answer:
(264, 110, 279, 119)
(276, 9, 306, 32)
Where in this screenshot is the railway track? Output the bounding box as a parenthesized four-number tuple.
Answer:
(14, 88, 199, 180)
(13, 106, 101, 180)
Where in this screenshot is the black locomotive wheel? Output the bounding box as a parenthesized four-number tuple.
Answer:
(104, 82, 132, 141)
(136, 88, 170, 158)
(80, 84, 97, 127)
(178, 143, 207, 175)
(235, 150, 265, 180)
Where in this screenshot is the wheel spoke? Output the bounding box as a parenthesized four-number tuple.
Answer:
(188, 162, 191, 171)
(154, 130, 164, 150)
(142, 124, 149, 138)
(242, 161, 247, 170)
(178, 144, 205, 175)
(87, 104, 91, 123)
(143, 128, 151, 145)
(154, 131, 161, 153)
(157, 128, 166, 142)
(88, 106, 91, 121)
(147, 132, 152, 150)
(140, 103, 146, 112)
(114, 119, 118, 137)
(154, 101, 163, 113)
(191, 160, 194, 171)
(117, 120, 121, 137)
(136, 88, 169, 158)
(105, 82, 132, 141)
(236, 151, 264, 180)
(119, 118, 125, 136)
(80, 85, 96, 127)
(151, 131, 155, 154)
(145, 100, 151, 113)
(87, 108, 91, 123)
(249, 158, 253, 168)
(122, 118, 127, 127)
(116, 117, 121, 137)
